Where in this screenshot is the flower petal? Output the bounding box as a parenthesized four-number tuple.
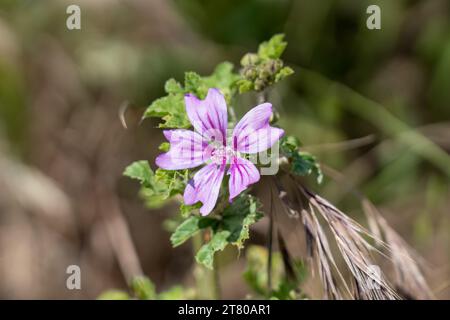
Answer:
(155, 129, 210, 170)
(184, 163, 225, 216)
(235, 126, 284, 154)
(232, 103, 284, 153)
(185, 88, 228, 144)
(228, 157, 260, 201)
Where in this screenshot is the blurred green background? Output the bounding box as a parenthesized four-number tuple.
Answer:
(0, 0, 448, 299)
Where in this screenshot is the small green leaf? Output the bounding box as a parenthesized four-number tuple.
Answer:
(237, 79, 254, 93)
(123, 161, 153, 187)
(130, 276, 156, 300)
(195, 230, 231, 269)
(189, 195, 263, 269)
(170, 216, 202, 247)
(143, 63, 239, 129)
(184, 71, 203, 95)
(124, 162, 188, 208)
(180, 202, 202, 218)
(280, 137, 323, 184)
(143, 94, 191, 128)
(221, 195, 263, 248)
(203, 62, 239, 99)
(97, 290, 130, 300)
(164, 78, 183, 94)
(171, 215, 217, 247)
(158, 286, 194, 300)
(275, 66, 294, 82)
(154, 169, 187, 198)
(158, 142, 170, 152)
(291, 152, 323, 184)
(280, 135, 301, 156)
(258, 34, 287, 60)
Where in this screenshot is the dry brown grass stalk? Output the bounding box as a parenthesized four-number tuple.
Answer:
(269, 173, 413, 300)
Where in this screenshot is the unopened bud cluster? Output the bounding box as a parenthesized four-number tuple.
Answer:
(240, 53, 285, 92)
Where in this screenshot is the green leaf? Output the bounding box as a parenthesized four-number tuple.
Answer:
(203, 62, 240, 99)
(195, 230, 231, 269)
(143, 63, 238, 128)
(124, 162, 188, 208)
(237, 79, 254, 93)
(143, 94, 191, 128)
(158, 286, 194, 300)
(184, 71, 203, 95)
(275, 66, 294, 82)
(171, 215, 217, 247)
(158, 142, 170, 152)
(130, 276, 156, 300)
(154, 169, 187, 198)
(221, 195, 263, 248)
(170, 216, 202, 247)
(280, 135, 301, 156)
(258, 34, 287, 60)
(291, 152, 323, 184)
(97, 290, 130, 300)
(123, 160, 153, 187)
(180, 202, 202, 218)
(186, 195, 262, 269)
(164, 78, 183, 94)
(280, 137, 323, 184)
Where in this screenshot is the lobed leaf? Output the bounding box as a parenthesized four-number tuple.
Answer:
(123, 160, 153, 187)
(221, 195, 263, 248)
(258, 34, 288, 60)
(187, 195, 263, 269)
(280, 136, 323, 184)
(143, 94, 191, 129)
(144, 62, 239, 128)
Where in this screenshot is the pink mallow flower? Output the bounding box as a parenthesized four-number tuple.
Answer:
(156, 88, 284, 216)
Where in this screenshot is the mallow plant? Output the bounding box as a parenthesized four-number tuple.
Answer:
(110, 35, 431, 300)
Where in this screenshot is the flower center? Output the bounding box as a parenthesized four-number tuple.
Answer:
(211, 146, 235, 165)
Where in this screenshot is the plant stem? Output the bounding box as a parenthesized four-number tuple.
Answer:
(267, 215, 273, 293)
(192, 233, 214, 299)
(192, 231, 221, 299)
(267, 179, 275, 293)
(213, 255, 222, 299)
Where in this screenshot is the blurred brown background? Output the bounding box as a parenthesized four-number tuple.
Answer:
(0, 0, 449, 299)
